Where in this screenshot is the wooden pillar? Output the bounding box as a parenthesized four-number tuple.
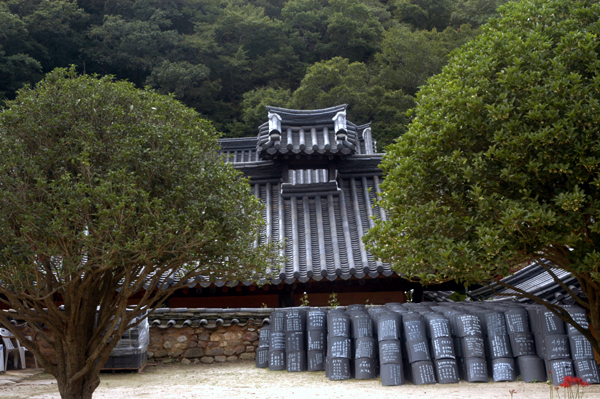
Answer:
(279, 286, 295, 307)
(413, 284, 424, 303)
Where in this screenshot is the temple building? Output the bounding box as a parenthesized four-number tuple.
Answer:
(163, 105, 459, 308)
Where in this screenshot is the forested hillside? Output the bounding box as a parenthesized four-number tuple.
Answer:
(0, 0, 509, 147)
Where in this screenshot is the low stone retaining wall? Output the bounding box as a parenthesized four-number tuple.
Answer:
(3, 308, 272, 368)
(147, 308, 272, 364)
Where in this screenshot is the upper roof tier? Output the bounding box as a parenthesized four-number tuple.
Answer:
(256, 105, 376, 163)
(213, 105, 392, 285)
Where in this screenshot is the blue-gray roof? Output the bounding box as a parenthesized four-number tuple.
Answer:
(466, 259, 583, 305)
(216, 106, 395, 285)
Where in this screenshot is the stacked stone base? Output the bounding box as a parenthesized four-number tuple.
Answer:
(146, 308, 271, 364)
(148, 325, 260, 364)
(5, 308, 271, 369)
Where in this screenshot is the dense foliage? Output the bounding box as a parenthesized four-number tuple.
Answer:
(0, 68, 278, 399)
(0, 0, 507, 147)
(365, 0, 600, 354)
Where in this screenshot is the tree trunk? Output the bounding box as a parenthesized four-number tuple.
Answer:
(57, 374, 100, 399)
(52, 301, 105, 399)
(584, 280, 600, 358)
(53, 325, 105, 399)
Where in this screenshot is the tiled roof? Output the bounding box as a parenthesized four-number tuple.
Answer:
(148, 308, 272, 329)
(219, 137, 260, 163)
(467, 259, 584, 304)
(249, 176, 393, 284)
(215, 105, 398, 286)
(422, 291, 456, 302)
(148, 306, 363, 329)
(257, 105, 361, 160)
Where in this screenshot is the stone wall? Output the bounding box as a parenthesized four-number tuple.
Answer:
(147, 308, 271, 364)
(4, 308, 272, 369)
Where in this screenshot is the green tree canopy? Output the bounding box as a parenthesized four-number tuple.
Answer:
(281, 0, 387, 63)
(376, 23, 478, 96)
(0, 4, 42, 102)
(0, 0, 512, 137)
(0, 67, 278, 399)
(85, 15, 185, 85)
(291, 57, 415, 148)
(241, 86, 292, 131)
(450, 0, 510, 28)
(145, 59, 220, 120)
(390, 0, 454, 30)
(365, 0, 600, 354)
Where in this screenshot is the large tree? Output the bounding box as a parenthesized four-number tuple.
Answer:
(366, 0, 600, 355)
(0, 68, 278, 399)
(2, 0, 506, 140)
(291, 57, 415, 148)
(375, 23, 478, 96)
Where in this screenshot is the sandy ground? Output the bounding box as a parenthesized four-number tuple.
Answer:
(1, 361, 599, 399)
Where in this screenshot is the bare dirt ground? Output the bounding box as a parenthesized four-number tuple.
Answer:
(1, 361, 599, 399)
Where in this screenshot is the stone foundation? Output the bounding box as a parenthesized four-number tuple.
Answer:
(148, 324, 259, 364)
(147, 308, 271, 364)
(4, 308, 271, 369)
